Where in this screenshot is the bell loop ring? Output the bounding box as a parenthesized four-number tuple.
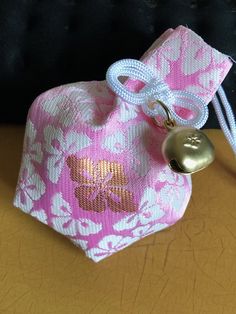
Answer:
(151, 99, 176, 131)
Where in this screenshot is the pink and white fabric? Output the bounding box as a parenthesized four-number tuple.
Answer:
(14, 26, 232, 262)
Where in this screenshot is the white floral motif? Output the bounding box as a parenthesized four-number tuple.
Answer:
(113, 187, 164, 231)
(41, 83, 113, 130)
(86, 81, 114, 99)
(71, 239, 88, 250)
(102, 131, 126, 154)
(23, 120, 42, 164)
(182, 42, 211, 75)
(116, 37, 182, 124)
(131, 142, 151, 177)
(185, 85, 209, 97)
(31, 209, 48, 224)
(159, 184, 186, 214)
(199, 68, 223, 91)
(77, 102, 109, 130)
(212, 49, 226, 64)
(102, 122, 151, 177)
(132, 223, 168, 238)
(146, 36, 181, 82)
(69, 81, 113, 103)
(87, 235, 137, 262)
(118, 98, 140, 123)
(148, 54, 170, 81)
(158, 167, 184, 186)
(42, 94, 78, 127)
(161, 36, 181, 61)
(127, 122, 151, 177)
(51, 193, 102, 236)
(44, 126, 92, 183)
(14, 164, 46, 213)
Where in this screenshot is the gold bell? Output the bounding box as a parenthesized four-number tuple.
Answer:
(153, 100, 215, 174)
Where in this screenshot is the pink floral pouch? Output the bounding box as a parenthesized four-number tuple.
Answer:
(14, 26, 232, 262)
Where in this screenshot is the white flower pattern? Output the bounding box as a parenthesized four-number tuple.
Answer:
(41, 83, 113, 130)
(102, 122, 152, 176)
(199, 68, 223, 91)
(116, 37, 181, 124)
(185, 84, 208, 96)
(158, 167, 184, 186)
(71, 239, 88, 250)
(44, 125, 92, 183)
(14, 164, 46, 213)
(41, 94, 78, 127)
(118, 98, 140, 123)
(157, 167, 187, 214)
(31, 209, 48, 224)
(181, 42, 211, 75)
(102, 131, 127, 154)
(161, 35, 181, 61)
(113, 187, 164, 231)
(51, 193, 103, 237)
(23, 120, 43, 164)
(132, 223, 168, 238)
(76, 102, 110, 130)
(87, 235, 137, 262)
(159, 184, 186, 214)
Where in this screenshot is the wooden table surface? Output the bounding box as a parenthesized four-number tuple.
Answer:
(0, 126, 236, 314)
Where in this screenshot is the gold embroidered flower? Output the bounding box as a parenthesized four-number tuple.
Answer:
(183, 133, 202, 149)
(66, 156, 136, 213)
